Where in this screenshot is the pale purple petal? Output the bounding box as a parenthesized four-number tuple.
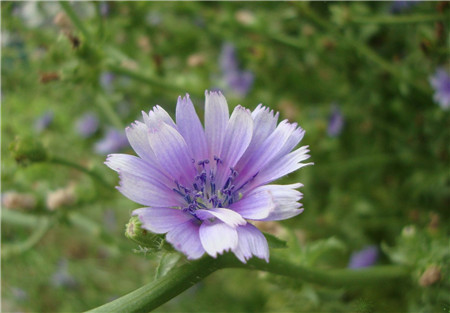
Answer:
(251, 146, 312, 188)
(233, 223, 269, 263)
(205, 91, 229, 159)
(199, 221, 238, 258)
(133, 207, 192, 234)
(195, 208, 246, 228)
(147, 120, 196, 187)
(125, 121, 156, 163)
(215, 105, 253, 187)
(143, 105, 177, 130)
(105, 153, 173, 187)
(117, 172, 183, 207)
(255, 184, 304, 221)
(166, 221, 205, 260)
(175, 94, 208, 161)
(234, 120, 299, 189)
(229, 189, 275, 220)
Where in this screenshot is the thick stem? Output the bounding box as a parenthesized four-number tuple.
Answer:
(86, 257, 220, 313)
(85, 254, 411, 312)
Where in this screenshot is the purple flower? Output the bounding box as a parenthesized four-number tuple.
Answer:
(430, 68, 450, 110)
(99, 1, 110, 17)
(76, 112, 99, 138)
(390, 0, 420, 14)
(220, 43, 254, 97)
(106, 91, 312, 263)
(100, 71, 115, 93)
(95, 128, 128, 154)
(348, 246, 379, 269)
(327, 104, 344, 137)
(50, 259, 77, 289)
(34, 110, 53, 133)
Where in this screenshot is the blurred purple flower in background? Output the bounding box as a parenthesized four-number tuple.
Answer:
(34, 110, 54, 133)
(100, 71, 115, 93)
(76, 112, 99, 138)
(390, 0, 420, 14)
(95, 128, 128, 154)
(430, 68, 450, 110)
(220, 43, 254, 97)
(50, 259, 77, 289)
(99, 1, 110, 17)
(106, 91, 312, 262)
(327, 104, 344, 137)
(348, 245, 379, 269)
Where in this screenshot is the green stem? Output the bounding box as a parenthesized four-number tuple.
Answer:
(106, 63, 203, 97)
(2, 218, 53, 259)
(1, 208, 43, 228)
(351, 13, 450, 24)
(85, 254, 410, 312)
(96, 94, 125, 130)
(59, 1, 92, 42)
(86, 257, 220, 313)
(48, 156, 113, 190)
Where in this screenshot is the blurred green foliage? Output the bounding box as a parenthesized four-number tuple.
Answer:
(1, 1, 449, 312)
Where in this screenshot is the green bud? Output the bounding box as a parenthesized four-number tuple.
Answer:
(9, 136, 47, 166)
(125, 216, 170, 251)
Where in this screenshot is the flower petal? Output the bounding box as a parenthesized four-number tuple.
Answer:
(199, 221, 238, 258)
(175, 94, 208, 162)
(234, 120, 298, 190)
(147, 119, 196, 187)
(132, 207, 192, 234)
(205, 91, 229, 160)
(255, 184, 305, 221)
(229, 189, 275, 220)
(166, 220, 205, 260)
(117, 172, 183, 207)
(105, 153, 172, 187)
(252, 146, 313, 188)
(143, 105, 177, 130)
(125, 121, 156, 163)
(195, 208, 246, 228)
(215, 105, 253, 187)
(233, 223, 269, 263)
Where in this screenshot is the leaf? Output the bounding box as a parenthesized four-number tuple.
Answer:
(263, 232, 288, 249)
(155, 252, 181, 280)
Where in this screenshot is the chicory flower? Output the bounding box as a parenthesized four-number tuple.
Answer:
(348, 245, 379, 269)
(430, 67, 450, 110)
(106, 91, 312, 263)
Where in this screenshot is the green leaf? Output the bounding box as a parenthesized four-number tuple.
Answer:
(263, 232, 288, 249)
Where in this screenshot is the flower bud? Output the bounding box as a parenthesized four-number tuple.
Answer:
(125, 216, 167, 250)
(419, 265, 441, 287)
(10, 136, 47, 165)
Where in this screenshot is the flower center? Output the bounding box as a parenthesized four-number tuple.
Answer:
(172, 156, 243, 217)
